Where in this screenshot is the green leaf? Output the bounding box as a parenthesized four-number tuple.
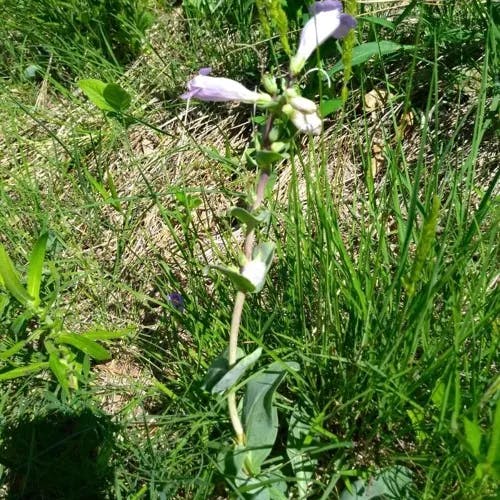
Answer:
(103, 83, 131, 112)
(56, 333, 111, 361)
(287, 407, 317, 498)
(339, 466, 413, 499)
(237, 471, 287, 499)
(362, 16, 396, 30)
(0, 362, 49, 381)
(230, 207, 271, 229)
(0, 243, 33, 306)
(0, 340, 27, 360)
(486, 398, 500, 468)
(78, 79, 116, 111)
(49, 353, 70, 392)
(319, 98, 343, 118)
(242, 361, 299, 471)
(329, 41, 414, 75)
(202, 347, 245, 392)
(83, 327, 133, 341)
(26, 232, 48, 306)
(210, 265, 256, 293)
(463, 417, 483, 458)
(255, 150, 284, 167)
(212, 348, 262, 394)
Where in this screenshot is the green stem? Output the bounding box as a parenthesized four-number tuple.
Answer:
(226, 124, 273, 442)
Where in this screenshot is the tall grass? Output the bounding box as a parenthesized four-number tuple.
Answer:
(0, 0, 498, 498)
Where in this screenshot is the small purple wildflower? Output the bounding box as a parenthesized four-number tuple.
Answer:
(167, 292, 185, 312)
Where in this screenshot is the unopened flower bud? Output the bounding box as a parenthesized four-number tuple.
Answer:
(268, 127, 280, 143)
(262, 74, 278, 95)
(270, 141, 286, 153)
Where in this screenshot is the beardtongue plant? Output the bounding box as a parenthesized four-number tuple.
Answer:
(182, 1, 356, 496)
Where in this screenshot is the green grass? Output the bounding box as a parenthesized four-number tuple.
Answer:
(0, 0, 498, 498)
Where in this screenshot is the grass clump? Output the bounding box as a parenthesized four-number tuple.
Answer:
(0, 0, 498, 498)
(0, 0, 154, 84)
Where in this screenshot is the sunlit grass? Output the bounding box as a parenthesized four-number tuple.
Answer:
(0, 0, 498, 498)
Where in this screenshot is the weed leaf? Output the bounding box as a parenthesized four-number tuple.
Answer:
(27, 232, 48, 306)
(0, 362, 49, 381)
(0, 243, 33, 306)
(56, 333, 111, 361)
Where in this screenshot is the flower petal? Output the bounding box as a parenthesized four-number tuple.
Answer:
(291, 1, 356, 75)
(181, 73, 271, 103)
(309, 0, 343, 15)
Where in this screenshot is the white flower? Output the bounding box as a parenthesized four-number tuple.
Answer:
(241, 260, 267, 289)
(290, 1, 357, 75)
(283, 95, 322, 135)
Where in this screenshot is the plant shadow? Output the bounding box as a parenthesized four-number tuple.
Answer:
(0, 407, 117, 499)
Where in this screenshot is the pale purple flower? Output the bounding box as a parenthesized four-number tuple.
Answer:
(167, 292, 184, 312)
(290, 1, 357, 75)
(181, 68, 272, 104)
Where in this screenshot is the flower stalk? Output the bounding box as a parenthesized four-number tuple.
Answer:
(180, 0, 356, 447)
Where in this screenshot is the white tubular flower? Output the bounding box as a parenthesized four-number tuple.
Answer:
(181, 67, 272, 104)
(290, 1, 357, 75)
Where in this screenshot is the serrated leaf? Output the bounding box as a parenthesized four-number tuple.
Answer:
(0, 362, 49, 381)
(212, 348, 262, 394)
(242, 361, 299, 471)
(103, 83, 131, 112)
(330, 41, 414, 75)
(78, 79, 115, 111)
(56, 333, 111, 361)
(27, 232, 48, 306)
(0, 243, 33, 306)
